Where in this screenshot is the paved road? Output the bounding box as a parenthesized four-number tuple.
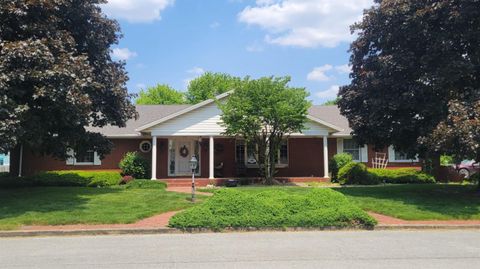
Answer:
(1, 231, 479, 269)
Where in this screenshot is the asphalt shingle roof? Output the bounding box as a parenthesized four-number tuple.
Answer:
(87, 104, 352, 137)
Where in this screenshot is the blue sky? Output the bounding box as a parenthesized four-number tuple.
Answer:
(102, 0, 373, 105)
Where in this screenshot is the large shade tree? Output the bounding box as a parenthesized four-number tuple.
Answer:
(136, 84, 186, 105)
(186, 72, 241, 104)
(338, 0, 480, 169)
(220, 76, 311, 184)
(0, 1, 136, 160)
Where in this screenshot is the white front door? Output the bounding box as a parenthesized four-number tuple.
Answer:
(175, 140, 193, 175)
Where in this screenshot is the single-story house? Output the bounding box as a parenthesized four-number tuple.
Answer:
(9, 92, 420, 181)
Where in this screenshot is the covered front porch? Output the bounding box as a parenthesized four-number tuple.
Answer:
(149, 136, 332, 180)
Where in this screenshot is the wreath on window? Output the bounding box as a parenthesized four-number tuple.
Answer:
(179, 145, 189, 158)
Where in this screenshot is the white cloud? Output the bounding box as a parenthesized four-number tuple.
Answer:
(316, 85, 339, 99)
(335, 64, 351, 74)
(111, 48, 137, 61)
(187, 67, 205, 75)
(102, 0, 175, 23)
(136, 83, 146, 90)
(307, 64, 333, 82)
(238, 0, 373, 48)
(184, 67, 206, 88)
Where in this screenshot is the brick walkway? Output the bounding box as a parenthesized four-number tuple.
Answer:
(21, 211, 181, 231)
(369, 212, 480, 225)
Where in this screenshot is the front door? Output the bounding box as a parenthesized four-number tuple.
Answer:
(175, 140, 193, 175)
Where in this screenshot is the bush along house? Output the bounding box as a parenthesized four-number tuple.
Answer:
(9, 92, 420, 182)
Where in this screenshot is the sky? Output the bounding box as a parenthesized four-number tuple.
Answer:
(102, 0, 374, 105)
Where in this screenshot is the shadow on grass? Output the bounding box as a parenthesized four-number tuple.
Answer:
(334, 184, 480, 219)
(0, 187, 122, 220)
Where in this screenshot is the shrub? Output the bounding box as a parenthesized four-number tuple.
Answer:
(338, 162, 378, 185)
(119, 152, 150, 179)
(368, 168, 435, 184)
(329, 153, 353, 181)
(31, 170, 121, 187)
(0, 174, 35, 188)
(169, 188, 376, 230)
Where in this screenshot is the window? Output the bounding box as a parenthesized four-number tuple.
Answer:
(388, 146, 418, 162)
(139, 141, 152, 153)
(235, 139, 288, 167)
(394, 151, 409, 161)
(343, 139, 361, 161)
(168, 140, 176, 176)
(235, 140, 245, 164)
(278, 140, 288, 165)
(66, 149, 100, 166)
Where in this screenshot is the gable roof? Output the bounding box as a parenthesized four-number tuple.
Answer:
(308, 105, 352, 136)
(87, 100, 352, 137)
(86, 105, 189, 137)
(135, 91, 232, 132)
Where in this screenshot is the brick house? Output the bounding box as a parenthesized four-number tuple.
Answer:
(9, 92, 420, 180)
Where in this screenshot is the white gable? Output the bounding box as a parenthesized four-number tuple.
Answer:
(149, 102, 225, 136)
(144, 94, 341, 137)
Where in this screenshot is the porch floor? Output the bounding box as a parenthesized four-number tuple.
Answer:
(158, 177, 330, 187)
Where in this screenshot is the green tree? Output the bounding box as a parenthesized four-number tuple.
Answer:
(136, 84, 185, 105)
(186, 72, 241, 104)
(220, 76, 311, 184)
(0, 0, 137, 160)
(322, 98, 339, 106)
(338, 0, 480, 168)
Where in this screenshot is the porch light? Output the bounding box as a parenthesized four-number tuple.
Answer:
(189, 156, 198, 171)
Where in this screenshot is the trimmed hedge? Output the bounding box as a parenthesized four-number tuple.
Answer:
(338, 162, 376, 185)
(0, 171, 122, 188)
(169, 188, 376, 230)
(368, 168, 435, 184)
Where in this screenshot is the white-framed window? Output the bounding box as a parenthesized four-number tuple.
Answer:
(235, 139, 288, 167)
(139, 141, 152, 153)
(343, 139, 361, 161)
(388, 146, 419, 163)
(337, 138, 368, 163)
(66, 149, 101, 166)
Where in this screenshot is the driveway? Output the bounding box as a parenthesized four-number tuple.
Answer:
(1, 231, 479, 269)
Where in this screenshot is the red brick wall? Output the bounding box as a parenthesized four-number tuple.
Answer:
(10, 139, 152, 176)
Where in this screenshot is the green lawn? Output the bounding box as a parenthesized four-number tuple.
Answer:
(337, 184, 480, 220)
(202, 184, 480, 221)
(0, 185, 199, 230)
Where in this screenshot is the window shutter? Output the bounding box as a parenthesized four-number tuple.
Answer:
(66, 149, 75, 165)
(361, 145, 368, 163)
(336, 138, 343, 153)
(93, 152, 102, 165)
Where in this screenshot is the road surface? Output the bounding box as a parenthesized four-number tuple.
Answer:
(1, 230, 479, 268)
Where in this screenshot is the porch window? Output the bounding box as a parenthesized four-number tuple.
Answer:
(389, 146, 419, 162)
(235, 140, 245, 164)
(235, 139, 288, 167)
(343, 139, 361, 161)
(168, 140, 176, 175)
(394, 151, 409, 161)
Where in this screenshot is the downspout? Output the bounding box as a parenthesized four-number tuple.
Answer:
(18, 144, 23, 177)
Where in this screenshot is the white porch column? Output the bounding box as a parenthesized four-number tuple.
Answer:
(209, 136, 214, 179)
(151, 136, 157, 180)
(323, 136, 330, 178)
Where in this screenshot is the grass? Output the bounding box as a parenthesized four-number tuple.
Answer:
(200, 184, 480, 221)
(0, 182, 199, 230)
(169, 188, 376, 230)
(337, 184, 480, 220)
